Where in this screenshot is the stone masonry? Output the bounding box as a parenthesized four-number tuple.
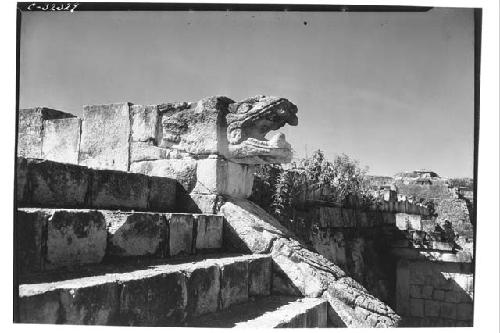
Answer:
(16, 95, 474, 327)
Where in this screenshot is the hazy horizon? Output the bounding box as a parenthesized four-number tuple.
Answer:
(19, 8, 475, 178)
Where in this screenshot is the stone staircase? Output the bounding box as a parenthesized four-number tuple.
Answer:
(15, 157, 328, 327)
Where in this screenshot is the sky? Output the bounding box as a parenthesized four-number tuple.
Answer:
(19, 7, 475, 178)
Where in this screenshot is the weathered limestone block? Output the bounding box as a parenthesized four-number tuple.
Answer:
(16, 209, 49, 273)
(168, 214, 194, 256)
(41, 117, 81, 164)
(220, 198, 294, 253)
(395, 213, 409, 230)
(130, 104, 159, 142)
(248, 256, 272, 296)
(45, 210, 107, 269)
(26, 159, 89, 208)
(105, 212, 165, 257)
(130, 142, 169, 163)
(90, 169, 149, 210)
(456, 303, 473, 321)
(424, 299, 440, 317)
(18, 290, 60, 324)
(181, 193, 223, 214)
(119, 272, 187, 325)
(159, 97, 231, 155)
(194, 215, 223, 250)
(130, 159, 197, 193)
(16, 157, 28, 204)
(185, 263, 221, 317)
(17, 107, 75, 159)
(219, 260, 249, 309)
(59, 282, 119, 325)
(193, 157, 254, 198)
(148, 176, 177, 212)
(192, 157, 225, 195)
(79, 103, 131, 171)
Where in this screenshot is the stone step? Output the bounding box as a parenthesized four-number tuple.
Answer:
(188, 296, 328, 328)
(16, 208, 223, 273)
(16, 157, 177, 212)
(17, 253, 273, 325)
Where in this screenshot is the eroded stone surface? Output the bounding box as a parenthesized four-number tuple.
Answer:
(159, 97, 231, 155)
(16, 157, 28, 203)
(119, 272, 187, 325)
(46, 210, 107, 269)
(130, 104, 159, 143)
(27, 159, 89, 208)
(59, 282, 119, 325)
(130, 159, 197, 193)
(42, 117, 81, 164)
(90, 169, 149, 210)
(18, 254, 269, 325)
(16, 209, 49, 273)
(248, 256, 272, 296)
(130, 142, 169, 163)
(105, 212, 165, 257)
(19, 291, 60, 324)
(185, 263, 221, 317)
(225, 95, 298, 164)
(195, 215, 223, 250)
(79, 103, 131, 171)
(168, 214, 194, 256)
(183, 193, 223, 214)
(148, 176, 177, 212)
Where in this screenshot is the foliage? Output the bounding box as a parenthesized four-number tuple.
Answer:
(251, 150, 376, 220)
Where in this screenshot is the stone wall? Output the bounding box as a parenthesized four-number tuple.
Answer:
(17, 102, 262, 214)
(270, 204, 421, 307)
(250, 176, 432, 217)
(396, 259, 473, 327)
